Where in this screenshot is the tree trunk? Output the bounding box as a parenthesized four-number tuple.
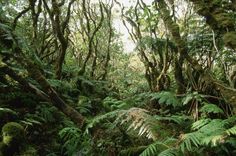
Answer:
(0, 23, 85, 128)
(157, 0, 236, 113)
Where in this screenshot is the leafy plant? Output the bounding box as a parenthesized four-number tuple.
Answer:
(102, 97, 128, 111)
(200, 102, 224, 114)
(151, 92, 180, 108)
(59, 127, 81, 156)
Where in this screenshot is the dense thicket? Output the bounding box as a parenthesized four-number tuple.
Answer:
(0, 0, 236, 156)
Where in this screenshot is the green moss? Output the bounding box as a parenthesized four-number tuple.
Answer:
(2, 122, 24, 146)
(214, 12, 234, 28)
(223, 32, 236, 49)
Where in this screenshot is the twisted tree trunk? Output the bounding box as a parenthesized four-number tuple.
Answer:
(156, 0, 236, 113)
(0, 21, 85, 128)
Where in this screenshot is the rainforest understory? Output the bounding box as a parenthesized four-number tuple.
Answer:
(0, 0, 236, 156)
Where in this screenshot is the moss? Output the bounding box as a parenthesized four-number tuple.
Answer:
(223, 32, 236, 49)
(214, 12, 234, 28)
(2, 122, 24, 146)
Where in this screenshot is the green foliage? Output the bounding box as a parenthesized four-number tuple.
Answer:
(182, 91, 203, 105)
(115, 108, 161, 140)
(0, 107, 18, 119)
(151, 92, 180, 107)
(225, 125, 236, 136)
(85, 110, 120, 134)
(102, 97, 128, 111)
(77, 96, 92, 114)
(200, 103, 224, 114)
(36, 104, 57, 123)
(140, 138, 178, 156)
(58, 127, 81, 156)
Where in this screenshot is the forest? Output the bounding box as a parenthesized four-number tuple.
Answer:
(0, 0, 236, 155)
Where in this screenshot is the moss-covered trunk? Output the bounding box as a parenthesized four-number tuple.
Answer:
(157, 0, 236, 113)
(0, 22, 85, 128)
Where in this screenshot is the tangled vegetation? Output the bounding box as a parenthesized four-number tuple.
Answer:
(0, 0, 236, 156)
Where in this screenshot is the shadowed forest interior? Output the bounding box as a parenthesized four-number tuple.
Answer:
(0, 0, 236, 155)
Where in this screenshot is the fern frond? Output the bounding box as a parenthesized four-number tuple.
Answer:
(225, 125, 236, 136)
(179, 132, 202, 152)
(0, 107, 18, 116)
(116, 107, 160, 140)
(200, 103, 224, 114)
(85, 110, 120, 134)
(59, 127, 81, 156)
(151, 92, 180, 107)
(140, 141, 168, 156)
(154, 114, 191, 125)
(202, 134, 225, 146)
(102, 97, 128, 110)
(158, 148, 178, 156)
(192, 118, 211, 130)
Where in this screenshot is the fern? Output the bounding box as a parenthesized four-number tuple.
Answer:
(225, 125, 236, 136)
(59, 127, 81, 156)
(116, 107, 160, 140)
(36, 104, 57, 123)
(202, 134, 225, 146)
(140, 142, 167, 156)
(0, 107, 18, 116)
(200, 102, 224, 114)
(158, 148, 179, 156)
(182, 91, 203, 105)
(77, 96, 92, 114)
(151, 92, 180, 107)
(102, 97, 128, 111)
(85, 110, 120, 134)
(179, 132, 202, 152)
(154, 114, 191, 125)
(140, 138, 178, 156)
(192, 118, 211, 130)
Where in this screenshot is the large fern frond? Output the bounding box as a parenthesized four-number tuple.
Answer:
(115, 107, 160, 140)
